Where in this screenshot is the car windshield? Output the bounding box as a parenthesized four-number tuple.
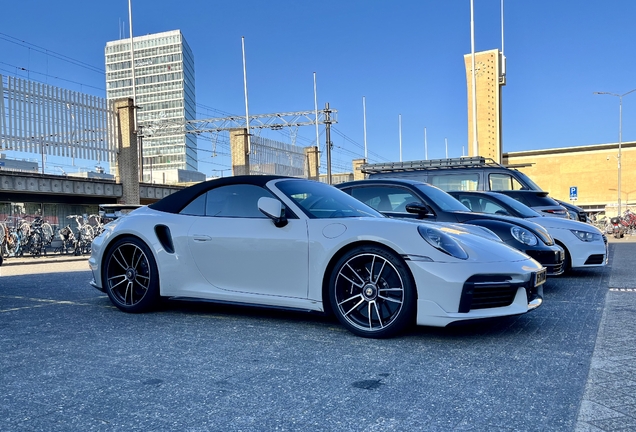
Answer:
(276, 179, 384, 219)
(490, 193, 542, 218)
(413, 183, 471, 212)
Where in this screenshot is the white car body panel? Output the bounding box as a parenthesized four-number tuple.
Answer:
(526, 216, 607, 268)
(89, 178, 545, 329)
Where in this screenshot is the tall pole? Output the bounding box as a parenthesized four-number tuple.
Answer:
(399, 114, 402, 162)
(594, 88, 636, 216)
(363, 96, 368, 160)
(424, 127, 428, 160)
(242, 37, 251, 155)
(325, 103, 333, 185)
(313, 72, 320, 167)
(40, 138, 45, 174)
(470, 0, 478, 157)
(619, 96, 623, 215)
(501, 0, 505, 56)
(499, 0, 505, 163)
(128, 0, 141, 181)
(445, 137, 448, 159)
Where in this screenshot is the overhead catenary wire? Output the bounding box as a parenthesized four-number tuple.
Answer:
(0, 32, 104, 75)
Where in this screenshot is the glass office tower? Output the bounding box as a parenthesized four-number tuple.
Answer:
(105, 30, 198, 183)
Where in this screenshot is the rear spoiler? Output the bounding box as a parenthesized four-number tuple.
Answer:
(99, 204, 144, 220)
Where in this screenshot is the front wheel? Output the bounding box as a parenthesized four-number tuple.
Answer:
(103, 237, 160, 313)
(329, 245, 416, 338)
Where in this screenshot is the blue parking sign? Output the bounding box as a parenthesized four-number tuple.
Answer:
(569, 186, 578, 201)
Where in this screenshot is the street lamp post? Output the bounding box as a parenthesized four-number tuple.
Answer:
(594, 88, 636, 216)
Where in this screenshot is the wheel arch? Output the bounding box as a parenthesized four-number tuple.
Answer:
(100, 232, 158, 278)
(320, 240, 416, 317)
(554, 239, 571, 271)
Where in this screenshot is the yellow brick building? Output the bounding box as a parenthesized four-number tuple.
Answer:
(465, 49, 634, 216)
(504, 142, 636, 215)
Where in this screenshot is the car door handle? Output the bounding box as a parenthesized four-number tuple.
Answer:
(192, 234, 212, 242)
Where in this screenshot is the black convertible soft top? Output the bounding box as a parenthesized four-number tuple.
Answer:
(148, 175, 291, 214)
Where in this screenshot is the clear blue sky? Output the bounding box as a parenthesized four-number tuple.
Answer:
(1, 0, 635, 176)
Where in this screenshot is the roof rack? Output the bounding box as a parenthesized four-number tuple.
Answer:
(361, 156, 506, 174)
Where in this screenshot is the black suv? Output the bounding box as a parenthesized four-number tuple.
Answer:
(337, 179, 565, 276)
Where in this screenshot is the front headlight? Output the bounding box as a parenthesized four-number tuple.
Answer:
(570, 230, 602, 242)
(511, 226, 538, 246)
(418, 226, 468, 260)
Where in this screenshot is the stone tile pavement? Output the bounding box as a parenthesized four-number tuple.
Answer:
(576, 236, 636, 431)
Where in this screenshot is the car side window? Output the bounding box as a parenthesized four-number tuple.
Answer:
(428, 173, 479, 191)
(204, 184, 277, 218)
(179, 194, 206, 216)
(350, 186, 421, 214)
(479, 198, 508, 215)
(489, 173, 525, 191)
(179, 184, 278, 218)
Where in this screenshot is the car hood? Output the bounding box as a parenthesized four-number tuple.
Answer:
(453, 211, 554, 245)
(344, 218, 534, 263)
(527, 216, 603, 234)
(396, 218, 502, 242)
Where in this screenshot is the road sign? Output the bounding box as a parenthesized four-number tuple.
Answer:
(570, 186, 578, 201)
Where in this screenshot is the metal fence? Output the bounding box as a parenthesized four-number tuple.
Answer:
(0, 74, 113, 165)
(249, 135, 306, 177)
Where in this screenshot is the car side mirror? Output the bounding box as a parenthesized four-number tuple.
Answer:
(405, 202, 434, 219)
(258, 197, 288, 228)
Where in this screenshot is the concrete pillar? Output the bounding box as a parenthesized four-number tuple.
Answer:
(464, 49, 505, 162)
(114, 98, 140, 204)
(230, 128, 249, 176)
(304, 146, 320, 181)
(352, 158, 367, 181)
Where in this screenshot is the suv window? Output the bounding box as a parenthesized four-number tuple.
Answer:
(348, 186, 421, 214)
(428, 173, 479, 191)
(489, 173, 525, 191)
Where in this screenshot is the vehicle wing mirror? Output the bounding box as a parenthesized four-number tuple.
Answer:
(405, 202, 434, 219)
(258, 197, 288, 227)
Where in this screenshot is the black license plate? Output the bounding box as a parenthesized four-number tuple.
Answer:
(534, 268, 547, 286)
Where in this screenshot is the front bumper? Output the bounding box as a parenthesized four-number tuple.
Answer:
(525, 246, 565, 276)
(566, 234, 608, 269)
(406, 258, 545, 327)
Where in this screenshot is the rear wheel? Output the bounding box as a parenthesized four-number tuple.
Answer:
(103, 237, 160, 313)
(329, 245, 416, 338)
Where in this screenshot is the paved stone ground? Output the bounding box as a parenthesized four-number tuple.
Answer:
(0, 240, 633, 431)
(575, 237, 636, 431)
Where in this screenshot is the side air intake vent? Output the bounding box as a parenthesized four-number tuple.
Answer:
(154, 225, 175, 254)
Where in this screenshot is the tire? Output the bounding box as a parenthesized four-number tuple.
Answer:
(103, 237, 160, 313)
(42, 223, 54, 244)
(559, 242, 572, 274)
(329, 245, 416, 338)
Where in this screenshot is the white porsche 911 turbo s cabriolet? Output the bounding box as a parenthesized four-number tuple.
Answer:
(89, 176, 546, 338)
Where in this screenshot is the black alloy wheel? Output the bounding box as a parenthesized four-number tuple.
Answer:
(329, 245, 416, 338)
(103, 237, 160, 313)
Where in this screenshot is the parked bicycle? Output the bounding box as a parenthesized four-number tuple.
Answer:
(64, 215, 94, 255)
(1, 217, 24, 258)
(20, 216, 55, 257)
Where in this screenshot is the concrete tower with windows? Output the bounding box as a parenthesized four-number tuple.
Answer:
(105, 30, 203, 184)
